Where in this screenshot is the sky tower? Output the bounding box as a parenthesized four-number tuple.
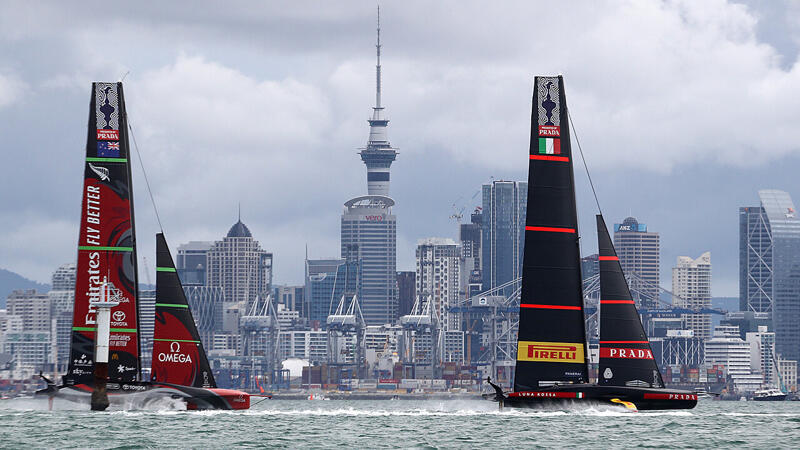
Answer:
(359, 6, 398, 196)
(341, 7, 399, 326)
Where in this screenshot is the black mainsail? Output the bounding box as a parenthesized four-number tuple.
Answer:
(66, 82, 141, 385)
(151, 233, 216, 388)
(596, 215, 665, 388)
(514, 75, 589, 391)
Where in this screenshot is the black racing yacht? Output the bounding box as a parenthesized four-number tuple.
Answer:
(486, 76, 696, 411)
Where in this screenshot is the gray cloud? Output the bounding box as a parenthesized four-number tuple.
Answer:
(0, 1, 798, 298)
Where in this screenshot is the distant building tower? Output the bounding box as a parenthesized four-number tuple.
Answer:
(206, 216, 273, 308)
(613, 217, 660, 308)
(481, 180, 527, 291)
(459, 209, 483, 299)
(359, 9, 397, 196)
(416, 238, 461, 332)
(746, 326, 778, 388)
(581, 254, 599, 281)
(341, 11, 398, 326)
(176, 241, 213, 286)
(48, 263, 76, 370)
(396, 271, 416, 317)
(740, 190, 800, 365)
(7, 290, 50, 332)
(305, 258, 359, 326)
(672, 252, 712, 340)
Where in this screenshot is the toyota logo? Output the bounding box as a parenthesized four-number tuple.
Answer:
(112, 311, 126, 322)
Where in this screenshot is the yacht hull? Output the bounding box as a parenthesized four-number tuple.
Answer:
(500, 384, 697, 411)
(35, 381, 250, 410)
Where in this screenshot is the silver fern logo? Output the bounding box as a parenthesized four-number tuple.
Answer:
(88, 162, 110, 181)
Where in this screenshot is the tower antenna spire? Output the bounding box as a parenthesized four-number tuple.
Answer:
(375, 4, 381, 109)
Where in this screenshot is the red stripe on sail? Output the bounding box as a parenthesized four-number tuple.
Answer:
(600, 300, 635, 304)
(598, 256, 619, 261)
(525, 226, 576, 233)
(520, 304, 582, 310)
(530, 155, 570, 162)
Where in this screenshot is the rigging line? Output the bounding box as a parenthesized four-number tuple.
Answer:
(128, 122, 164, 232)
(568, 109, 603, 216)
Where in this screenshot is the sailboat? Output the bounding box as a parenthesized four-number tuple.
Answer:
(35, 82, 249, 410)
(486, 76, 697, 411)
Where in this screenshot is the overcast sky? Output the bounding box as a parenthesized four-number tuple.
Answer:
(1, 0, 799, 297)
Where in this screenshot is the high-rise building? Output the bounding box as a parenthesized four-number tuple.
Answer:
(183, 285, 225, 348)
(614, 217, 660, 308)
(415, 238, 460, 331)
(139, 289, 155, 371)
(305, 258, 359, 326)
(672, 252, 712, 340)
(481, 180, 527, 291)
(581, 254, 599, 281)
(47, 263, 76, 369)
(740, 190, 800, 364)
(276, 285, 305, 316)
(206, 217, 273, 308)
(705, 325, 761, 393)
(746, 326, 777, 387)
(459, 210, 483, 299)
(176, 241, 213, 286)
(341, 14, 398, 326)
(7, 290, 50, 332)
(396, 271, 415, 317)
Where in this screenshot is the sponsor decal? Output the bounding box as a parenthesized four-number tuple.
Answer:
(603, 367, 613, 379)
(643, 393, 697, 401)
(365, 215, 384, 222)
(600, 347, 654, 360)
(112, 311, 125, 322)
(97, 141, 120, 157)
(517, 341, 584, 363)
(510, 391, 583, 399)
(538, 125, 560, 137)
(157, 341, 194, 364)
(538, 137, 561, 155)
(88, 163, 110, 182)
(97, 129, 119, 140)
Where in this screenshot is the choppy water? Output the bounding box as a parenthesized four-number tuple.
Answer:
(1, 397, 798, 448)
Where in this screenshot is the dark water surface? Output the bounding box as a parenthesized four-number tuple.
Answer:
(1, 397, 798, 448)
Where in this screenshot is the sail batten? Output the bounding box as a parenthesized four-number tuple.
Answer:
(67, 82, 140, 384)
(514, 76, 589, 391)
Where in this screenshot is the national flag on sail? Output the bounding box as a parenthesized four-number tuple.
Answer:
(538, 137, 561, 155)
(97, 141, 120, 157)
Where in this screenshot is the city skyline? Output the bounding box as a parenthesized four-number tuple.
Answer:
(2, 2, 800, 297)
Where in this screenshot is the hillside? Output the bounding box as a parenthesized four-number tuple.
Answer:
(0, 268, 51, 308)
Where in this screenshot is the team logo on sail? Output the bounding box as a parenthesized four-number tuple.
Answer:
(88, 163, 110, 181)
(517, 341, 584, 363)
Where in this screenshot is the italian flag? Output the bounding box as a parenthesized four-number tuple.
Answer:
(576, 392, 584, 399)
(538, 137, 561, 155)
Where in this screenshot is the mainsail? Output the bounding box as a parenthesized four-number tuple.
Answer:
(151, 233, 216, 388)
(596, 214, 664, 388)
(67, 82, 141, 384)
(514, 76, 589, 391)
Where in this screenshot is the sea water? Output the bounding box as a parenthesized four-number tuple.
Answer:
(1, 397, 798, 448)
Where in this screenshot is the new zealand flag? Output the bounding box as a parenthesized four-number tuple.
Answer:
(97, 141, 120, 157)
